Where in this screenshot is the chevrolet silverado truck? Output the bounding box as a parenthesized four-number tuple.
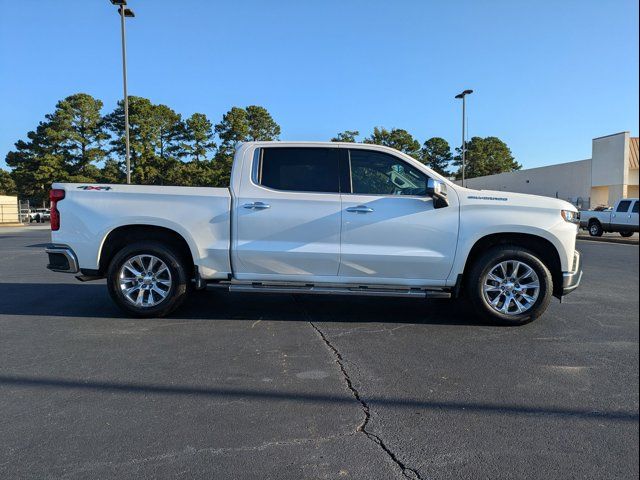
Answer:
(579, 198, 639, 237)
(45, 142, 583, 325)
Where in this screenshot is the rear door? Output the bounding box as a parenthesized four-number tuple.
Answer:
(233, 147, 343, 280)
(338, 148, 459, 283)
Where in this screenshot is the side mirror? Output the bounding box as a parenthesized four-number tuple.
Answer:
(426, 178, 445, 197)
(426, 178, 449, 209)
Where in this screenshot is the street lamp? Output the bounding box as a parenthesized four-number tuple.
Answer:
(109, 0, 135, 184)
(454, 89, 473, 187)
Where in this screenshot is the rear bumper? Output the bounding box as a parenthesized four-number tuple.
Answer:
(45, 244, 79, 273)
(562, 250, 582, 296)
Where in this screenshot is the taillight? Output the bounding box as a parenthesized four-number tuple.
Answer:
(50, 189, 65, 231)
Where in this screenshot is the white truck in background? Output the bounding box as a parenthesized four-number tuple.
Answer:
(580, 198, 639, 237)
(45, 142, 583, 325)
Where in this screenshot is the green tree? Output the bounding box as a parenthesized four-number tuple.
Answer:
(45, 93, 108, 180)
(97, 159, 125, 184)
(104, 97, 183, 184)
(215, 106, 281, 152)
(153, 104, 183, 162)
(5, 120, 68, 205)
(210, 150, 234, 187)
(0, 169, 17, 195)
(364, 127, 421, 158)
(182, 113, 216, 161)
(246, 105, 281, 141)
(331, 130, 359, 142)
(420, 137, 452, 176)
(166, 160, 217, 187)
(453, 136, 521, 179)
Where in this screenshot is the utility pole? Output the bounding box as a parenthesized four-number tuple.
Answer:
(455, 89, 473, 187)
(110, 0, 135, 183)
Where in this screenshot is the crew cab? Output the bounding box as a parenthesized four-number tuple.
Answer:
(580, 198, 639, 237)
(45, 142, 583, 325)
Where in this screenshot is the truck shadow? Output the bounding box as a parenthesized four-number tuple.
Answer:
(0, 282, 489, 326)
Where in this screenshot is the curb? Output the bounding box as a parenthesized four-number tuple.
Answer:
(577, 235, 638, 245)
(0, 223, 26, 228)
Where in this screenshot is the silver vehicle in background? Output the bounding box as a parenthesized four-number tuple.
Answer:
(28, 208, 50, 223)
(580, 198, 639, 237)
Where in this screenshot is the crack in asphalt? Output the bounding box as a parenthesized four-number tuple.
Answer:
(293, 296, 423, 480)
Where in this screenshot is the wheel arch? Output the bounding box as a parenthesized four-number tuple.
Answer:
(98, 224, 195, 277)
(462, 232, 563, 298)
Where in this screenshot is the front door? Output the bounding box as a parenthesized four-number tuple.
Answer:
(623, 200, 639, 229)
(233, 147, 342, 280)
(339, 148, 459, 282)
(612, 200, 633, 229)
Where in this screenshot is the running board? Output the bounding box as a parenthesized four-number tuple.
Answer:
(224, 283, 451, 299)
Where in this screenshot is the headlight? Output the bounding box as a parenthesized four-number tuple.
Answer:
(561, 210, 580, 224)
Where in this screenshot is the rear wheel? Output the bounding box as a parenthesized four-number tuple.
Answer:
(620, 231, 634, 238)
(466, 246, 553, 325)
(107, 242, 190, 317)
(589, 221, 603, 237)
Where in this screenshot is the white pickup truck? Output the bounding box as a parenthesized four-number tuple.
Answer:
(580, 198, 639, 237)
(45, 142, 582, 325)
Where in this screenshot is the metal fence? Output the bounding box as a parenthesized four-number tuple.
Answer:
(19, 200, 30, 223)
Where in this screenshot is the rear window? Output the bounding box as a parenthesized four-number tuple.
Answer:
(258, 148, 340, 193)
(616, 200, 632, 213)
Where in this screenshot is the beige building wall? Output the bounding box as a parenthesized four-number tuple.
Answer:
(590, 132, 638, 206)
(457, 132, 639, 209)
(461, 159, 592, 207)
(0, 195, 19, 224)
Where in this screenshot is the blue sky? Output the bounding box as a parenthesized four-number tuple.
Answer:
(1, 0, 638, 170)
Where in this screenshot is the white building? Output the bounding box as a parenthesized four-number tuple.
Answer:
(458, 132, 639, 209)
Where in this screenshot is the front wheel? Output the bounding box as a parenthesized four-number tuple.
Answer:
(620, 231, 634, 238)
(589, 221, 603, 237)
(466, 246, 553, 326)
(107, 242, 190, 318)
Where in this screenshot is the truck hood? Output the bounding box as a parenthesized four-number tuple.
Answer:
(459, 188, 578, 212)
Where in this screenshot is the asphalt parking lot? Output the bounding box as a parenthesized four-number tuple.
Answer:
(1, 226, 638, 480)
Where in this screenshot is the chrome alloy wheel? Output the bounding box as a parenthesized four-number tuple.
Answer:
(118, 254, 172, 308)
(482, 260, 540, 315)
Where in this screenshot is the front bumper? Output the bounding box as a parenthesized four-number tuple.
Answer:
(562, 250, 583, 296)
(45, 244, 79, 273)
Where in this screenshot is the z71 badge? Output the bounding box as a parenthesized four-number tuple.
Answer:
(77, 186, 112, 191)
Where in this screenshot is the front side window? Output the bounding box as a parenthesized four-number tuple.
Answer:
(258, 148, 340, 193)
(632, 201, 639, 213)
(348, 149, 427, 196)
(616, 200, 632, 213)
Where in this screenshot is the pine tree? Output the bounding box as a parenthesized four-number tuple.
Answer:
(421, 137, 453, 176)
(182, 113, 216, 162)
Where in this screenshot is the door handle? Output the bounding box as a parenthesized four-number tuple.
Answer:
(346, 205, 374, 213)
(243, 202, 270, 210)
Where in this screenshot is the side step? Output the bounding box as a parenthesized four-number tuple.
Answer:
(224, 283, 451, 299)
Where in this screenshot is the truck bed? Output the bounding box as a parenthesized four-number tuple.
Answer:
(51, 183, 232, 279)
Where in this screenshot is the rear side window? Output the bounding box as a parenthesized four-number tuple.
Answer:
(616, 200, 632, 213)
(632, 201, 639, 213)
(258, 148, 340, 193)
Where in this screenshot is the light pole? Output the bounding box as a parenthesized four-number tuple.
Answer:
(454, 89, 473, 187)
(110, 0, 135, 184)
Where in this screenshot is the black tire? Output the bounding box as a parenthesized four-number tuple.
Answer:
(588, 220, 603, 237)
(107, 241, 190, 318)
(466, 245, 553, 326)
(620, 231, 634, 238)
